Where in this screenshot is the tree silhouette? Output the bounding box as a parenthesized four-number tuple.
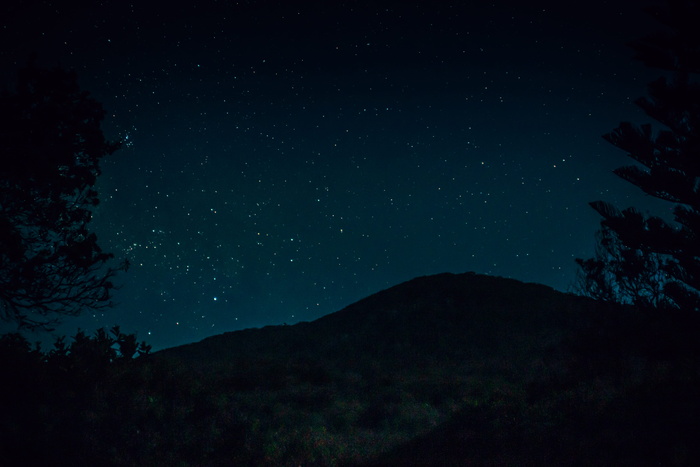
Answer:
(577, 0, 700, 312)
(0, 63, 121, 329)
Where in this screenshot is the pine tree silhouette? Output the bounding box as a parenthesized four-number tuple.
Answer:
(577, 0, 700, 313)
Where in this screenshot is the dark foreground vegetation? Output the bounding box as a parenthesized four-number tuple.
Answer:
(2, 272, 700, 466)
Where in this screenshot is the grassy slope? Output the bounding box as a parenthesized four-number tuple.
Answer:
(147, 272, 700, 465)
(6, 272, 698, 465)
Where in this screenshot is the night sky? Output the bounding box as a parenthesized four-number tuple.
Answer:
(2, 0, 668, 350)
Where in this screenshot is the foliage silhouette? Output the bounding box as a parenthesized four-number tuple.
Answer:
(0, 62, 121, 330)
(577, 0, 700, 312)
(0, 327, 151, 465)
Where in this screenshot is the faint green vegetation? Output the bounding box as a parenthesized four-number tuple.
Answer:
(3, 274, 700, 465)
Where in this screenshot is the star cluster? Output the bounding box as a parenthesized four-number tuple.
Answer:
(1, 0, 662, 349)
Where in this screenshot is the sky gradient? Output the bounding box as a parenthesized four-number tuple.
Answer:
(1, 0, 667, 349)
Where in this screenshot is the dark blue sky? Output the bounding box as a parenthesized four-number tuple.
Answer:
(2, 0, 667, 350)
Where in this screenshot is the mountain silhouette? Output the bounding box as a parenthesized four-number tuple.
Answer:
(146, 272, 700, 465)
(7, 272, 697, 466)
(156, 272, 597, 366)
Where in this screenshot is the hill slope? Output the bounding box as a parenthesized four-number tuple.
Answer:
(7, 272, 698, 466)
(149, 272, 700, 465)
(156, 272, 597, 365)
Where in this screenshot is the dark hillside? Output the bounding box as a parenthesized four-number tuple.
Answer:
(149, 272, 700, 465)
(5, 272, 699, 465)
(156, 272, 598, 366)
